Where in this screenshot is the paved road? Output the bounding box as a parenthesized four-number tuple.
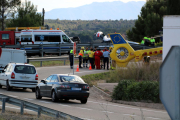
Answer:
(0, 65, 170, 120)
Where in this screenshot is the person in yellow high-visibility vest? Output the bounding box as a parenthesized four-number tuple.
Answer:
(88, 48, 95, 69)
(78, 47, 84, 68)
(69, 50, 74, 69)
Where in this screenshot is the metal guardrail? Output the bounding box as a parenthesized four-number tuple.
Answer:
(0, 43, 157, 56)
(0, 94, 82, 120)
(27, 56, 79, 67)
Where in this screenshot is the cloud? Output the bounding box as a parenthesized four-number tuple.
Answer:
(27, 0, 145, 12)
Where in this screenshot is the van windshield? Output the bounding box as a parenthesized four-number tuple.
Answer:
(14, 65, 36, 74)
(62, 35, 71, 42)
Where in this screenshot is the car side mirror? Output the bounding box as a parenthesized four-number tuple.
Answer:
(41, 80, 46, 84)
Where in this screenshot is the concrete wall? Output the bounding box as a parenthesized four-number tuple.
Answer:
(163, 15, 180, 60)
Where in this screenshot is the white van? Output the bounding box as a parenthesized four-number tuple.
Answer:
(20, 30, 73, 44)
(0, 49, 27, 71)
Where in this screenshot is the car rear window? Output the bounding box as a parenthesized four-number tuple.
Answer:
(60, 76, 85, 83)
(14, 65, 36, 74)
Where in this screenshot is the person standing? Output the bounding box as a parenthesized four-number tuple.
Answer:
(103, 48, 110, 70)
(94, 48, 102, 69)
(78, 47, 84, 68)
(83, 47, 89, 68)
(88, 48, 95, 69)
(69, 49, 74, 69)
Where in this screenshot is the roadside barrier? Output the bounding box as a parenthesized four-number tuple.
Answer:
(0, 94, 82, 120)
(89, 64, 92, 70)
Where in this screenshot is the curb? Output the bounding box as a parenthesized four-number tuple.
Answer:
(92, 85, 165, 110)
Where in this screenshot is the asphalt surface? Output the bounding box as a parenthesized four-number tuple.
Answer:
(0, 65, 170, 120)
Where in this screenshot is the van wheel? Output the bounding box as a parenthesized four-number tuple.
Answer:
(52, 91, 58, 102)
(36, 88, 42, 99)
(6, 81, 12, 91)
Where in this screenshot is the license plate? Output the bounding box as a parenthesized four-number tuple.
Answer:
(71, 88, 81, 90)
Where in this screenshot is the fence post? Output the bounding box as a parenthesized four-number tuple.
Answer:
(2, 97, 8, 113)
(21, 101, 24, 115)
(56, 112, 59, 118)
(40, 44, 43, 67)
(38, 107, 41, 118)
(59, 43, 61, 56)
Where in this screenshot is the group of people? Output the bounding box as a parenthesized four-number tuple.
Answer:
(141, 36, 155, 46)
(69, 47, 110, 70)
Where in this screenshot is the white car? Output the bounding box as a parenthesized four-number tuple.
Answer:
(0, 63, 38, 92)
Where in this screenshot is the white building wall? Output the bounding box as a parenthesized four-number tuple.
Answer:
(163, 15, 180, 60)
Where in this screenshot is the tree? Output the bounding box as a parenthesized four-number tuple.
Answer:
(7, 0, 42, 27)
(0, 0, 21, 30)
(167, 0, 180, 15)
(126, 0, 167, 42)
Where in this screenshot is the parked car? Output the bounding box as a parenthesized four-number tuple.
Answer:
(35, 74, 90, 104)
(0, 63, 38, 92)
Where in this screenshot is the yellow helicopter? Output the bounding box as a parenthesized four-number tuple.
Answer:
(108, 33, 163, 67)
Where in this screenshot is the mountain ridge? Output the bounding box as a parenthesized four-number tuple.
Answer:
(45, 1, 145, 20)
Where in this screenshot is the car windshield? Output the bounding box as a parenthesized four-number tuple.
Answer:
(14, 65, 36, 74)
(60, 76, 85, 83)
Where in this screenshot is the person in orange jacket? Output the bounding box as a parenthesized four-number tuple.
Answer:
(94, 48, 102, 69)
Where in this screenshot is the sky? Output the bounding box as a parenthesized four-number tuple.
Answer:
(22, 0, 146, 12)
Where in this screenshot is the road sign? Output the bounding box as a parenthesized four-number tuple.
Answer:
(160, 46, 180, 120)
(73, 42, 76, 54)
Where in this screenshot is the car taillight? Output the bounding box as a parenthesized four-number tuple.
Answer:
(83, 86, 89, 89)
(11, 72, 15, 79)
(35, 74, 38, 80)
(60, 85, 70, 89)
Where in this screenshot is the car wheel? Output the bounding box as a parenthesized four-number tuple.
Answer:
(80, 99, 87, 104)
(23, 88, 27, 90)
(6, 80, 12, 91)
(36, 88, 42, 99)
(0, 85, 2, 88)
(32, 88, 36, 92)
(52, 90, 58, 102)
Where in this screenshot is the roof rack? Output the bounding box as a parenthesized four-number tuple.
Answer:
(5, 27, 46, 31)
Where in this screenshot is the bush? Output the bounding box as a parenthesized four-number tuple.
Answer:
(112, 80, 160, 103)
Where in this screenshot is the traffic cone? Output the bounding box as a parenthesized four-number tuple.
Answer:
(76, 65, 79, 72)
(89, 63, 92, 70)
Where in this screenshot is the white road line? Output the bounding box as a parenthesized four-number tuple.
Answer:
(87, 101, 167, 114)
(8, 95, 18, 98)
(102, 111, 114, 114)
(142, 109, 167, 114)
(0, 93, 3, 94)
(123, 114, 137, 117)
(39, 101, 52, 104)
(59, 104, 71, 107)
(24, 98, 33, 101)
(81, 118, 94, 120)
(76, 107, 92, 111)
(146, 117, 161, 119)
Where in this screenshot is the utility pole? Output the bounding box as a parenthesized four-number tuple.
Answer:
(42, 8, 45, 26)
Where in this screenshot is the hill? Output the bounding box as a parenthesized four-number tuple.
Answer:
(45, 1, 145, 20)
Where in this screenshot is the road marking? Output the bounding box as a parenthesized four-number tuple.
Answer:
(76, 107, 92, 111)
(88, 101, 167, 114)
(39, 101, 52, 104)
(142, 109, 167, 114)
(0, 93, 3, 94)
(24, 98, 33, 100)
(59, 104, 71, 107)
(81, 118, 94, 120)
(102, 111, 114, 113)
(146, 117, 160, 119)
(8, 95, 18, 98)
(123, 114, 137, 117)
